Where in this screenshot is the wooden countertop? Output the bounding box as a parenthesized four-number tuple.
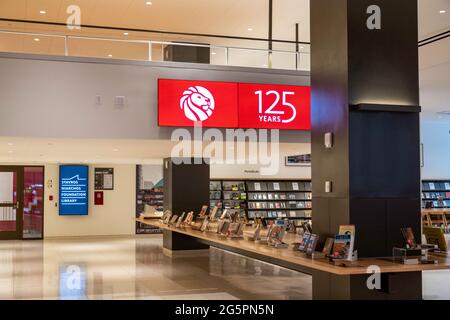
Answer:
(137, 217, 450, 276)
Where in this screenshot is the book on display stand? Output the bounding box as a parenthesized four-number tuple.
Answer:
(175, 212, 186, 228)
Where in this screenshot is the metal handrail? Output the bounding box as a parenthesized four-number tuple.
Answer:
(0, 29, 310, 70)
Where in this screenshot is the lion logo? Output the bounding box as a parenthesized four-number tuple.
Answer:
(180, 86, 215, 122)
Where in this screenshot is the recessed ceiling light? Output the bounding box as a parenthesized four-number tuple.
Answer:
(113, 148, 119, 152)
(39, 10, 46, 14)
(439, 10, 446, 14)
(247, 28, 253, 31)
(108, 54, 113, 58)
(211, 52, 217, 55)
(34, 38, 40, 42)
(146, 1, 153, 5)
(123, 32, 129, 36)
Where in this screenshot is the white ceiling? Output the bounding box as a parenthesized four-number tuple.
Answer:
(0, 0, 447, 42)
(0, 137, 307, 164)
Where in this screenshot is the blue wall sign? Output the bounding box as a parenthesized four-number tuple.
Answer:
(59, 165, 89, 216)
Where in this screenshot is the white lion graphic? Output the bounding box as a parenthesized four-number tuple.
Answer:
(180, 86, 215, 122)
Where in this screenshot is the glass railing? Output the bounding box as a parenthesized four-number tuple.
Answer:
(0, 30, 310, 71)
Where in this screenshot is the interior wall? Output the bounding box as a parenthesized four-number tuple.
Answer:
(0, 53, 310, 144)
(210, 142, 312, 179)
(44, 164, 136, 238)
(421, 120, 450, 179)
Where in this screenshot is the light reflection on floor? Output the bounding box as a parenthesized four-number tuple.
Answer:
(0, 236, 448, 300)
(0, 236, 312, 300)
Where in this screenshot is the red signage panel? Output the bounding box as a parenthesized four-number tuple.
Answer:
(238, 83, 311, 130)
(158, 79, 239, 128)
(158, 79, 311, 130)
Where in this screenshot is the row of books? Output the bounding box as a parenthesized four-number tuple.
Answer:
(422, 192, 450, 199)
(297, 225, 356, 260)
(209, 191, 247, 201)
(209, 181, 313, 192)
(423, 200, 450, 208)
(248, 210, 312, 219)
(422, 181, 450, 191)
(248, 201, 312, 210)
(247, 181, 312, 192)
(248, 192, 312, 201)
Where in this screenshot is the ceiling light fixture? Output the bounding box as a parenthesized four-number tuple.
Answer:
(34, 38, 40, 42)
(146, 1, 153, 5)
(123, 32, 129, 36)
(39, 10, 46, 14)
(247, 28, 253, 31)
(113, 148, 119, 152)
(211, 52, 217, 55)
(108, 54, 113, 58)
(439, 10, 446, 14)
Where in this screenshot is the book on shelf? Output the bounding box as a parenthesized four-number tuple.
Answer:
(169, 215, 179, 225)
(306, 234, 320, 256)
(176, 212, 186, 228)
(200, 217, 209, 232)
(209, 204, 220, 220)
(331, 234, 354, 260)
(429, 182, 435, 190)
(445, 182, 450, 190)
(199, 205, 208, 217)
(184, 212, 194, 225)
(339, 225, 355, 236)
(298, 232, 311, 252)
(322, 237, 335, 255)
(401, 227, 417, 248)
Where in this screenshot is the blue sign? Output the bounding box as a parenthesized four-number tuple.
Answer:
(59, 165, 89, 216)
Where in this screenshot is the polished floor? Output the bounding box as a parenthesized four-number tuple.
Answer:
(0, 235, 311, 300)
(0, 236, 448, 300)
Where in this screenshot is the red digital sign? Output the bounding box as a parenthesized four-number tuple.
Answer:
(158, 79, 239, 128)
(158, 79, 311, 130)
(238, 83, 311, 130)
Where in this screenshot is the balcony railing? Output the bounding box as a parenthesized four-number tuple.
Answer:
(0, 30, 310, 71)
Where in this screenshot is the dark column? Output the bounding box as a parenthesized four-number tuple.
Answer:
(164, 44, 210, 64)
(311, 0, 421, 299)
(163, 230, 209, 251)
(163, 158, 210, 218)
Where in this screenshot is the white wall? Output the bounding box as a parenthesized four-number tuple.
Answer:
(421, 120, 450, 179)
(44, 164, 136, 238)
(210, 142, 312, 179)
(0, 53, 309, 143)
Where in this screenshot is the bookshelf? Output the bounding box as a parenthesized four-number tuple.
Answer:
(421, 180, 450, 209)
(209, 180, 247, 220)
(210, 179, 312, 221)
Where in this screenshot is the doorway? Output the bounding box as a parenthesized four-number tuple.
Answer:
(0, 166, 44, 240)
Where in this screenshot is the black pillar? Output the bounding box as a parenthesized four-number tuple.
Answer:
(163, 158, 210, 218)
(311, 0, 421, 299)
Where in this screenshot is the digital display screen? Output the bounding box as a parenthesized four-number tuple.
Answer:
(59, 165, 89, 216)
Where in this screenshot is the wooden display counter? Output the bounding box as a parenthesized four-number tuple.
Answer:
(136, 218, 450, 276)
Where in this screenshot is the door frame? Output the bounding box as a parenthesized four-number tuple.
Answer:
(0, 165, 45, 240)
(0, 166, 24, 240)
